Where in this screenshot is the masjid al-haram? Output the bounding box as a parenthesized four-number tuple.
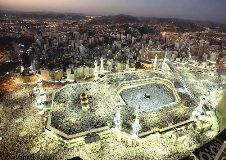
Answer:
(48, 76, 184, 139)
(27, 58, 219, 160)
(2, 57, 224, 160)
(0, 57, 225, 159)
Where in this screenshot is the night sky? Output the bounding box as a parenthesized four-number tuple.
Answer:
(1, 0, 226, 23)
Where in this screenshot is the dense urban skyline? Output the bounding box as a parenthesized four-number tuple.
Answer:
(1, 0, 226, 23)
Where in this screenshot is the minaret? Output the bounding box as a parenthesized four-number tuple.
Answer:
(94, 60, 98, 80)
(113, 106, 122, 130)
(34, 79, 46, 110)
(131, 106, 142, 139)
(188, 47, 192, 60)
(162, 50, 168, 69)
(100, 57, 104, 74)
(163, 50, 167, 63)
(153, 54, 158, 70)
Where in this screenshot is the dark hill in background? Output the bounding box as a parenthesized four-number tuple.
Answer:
(88, 14, 140, 25)
(0, 10, 85, 20)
